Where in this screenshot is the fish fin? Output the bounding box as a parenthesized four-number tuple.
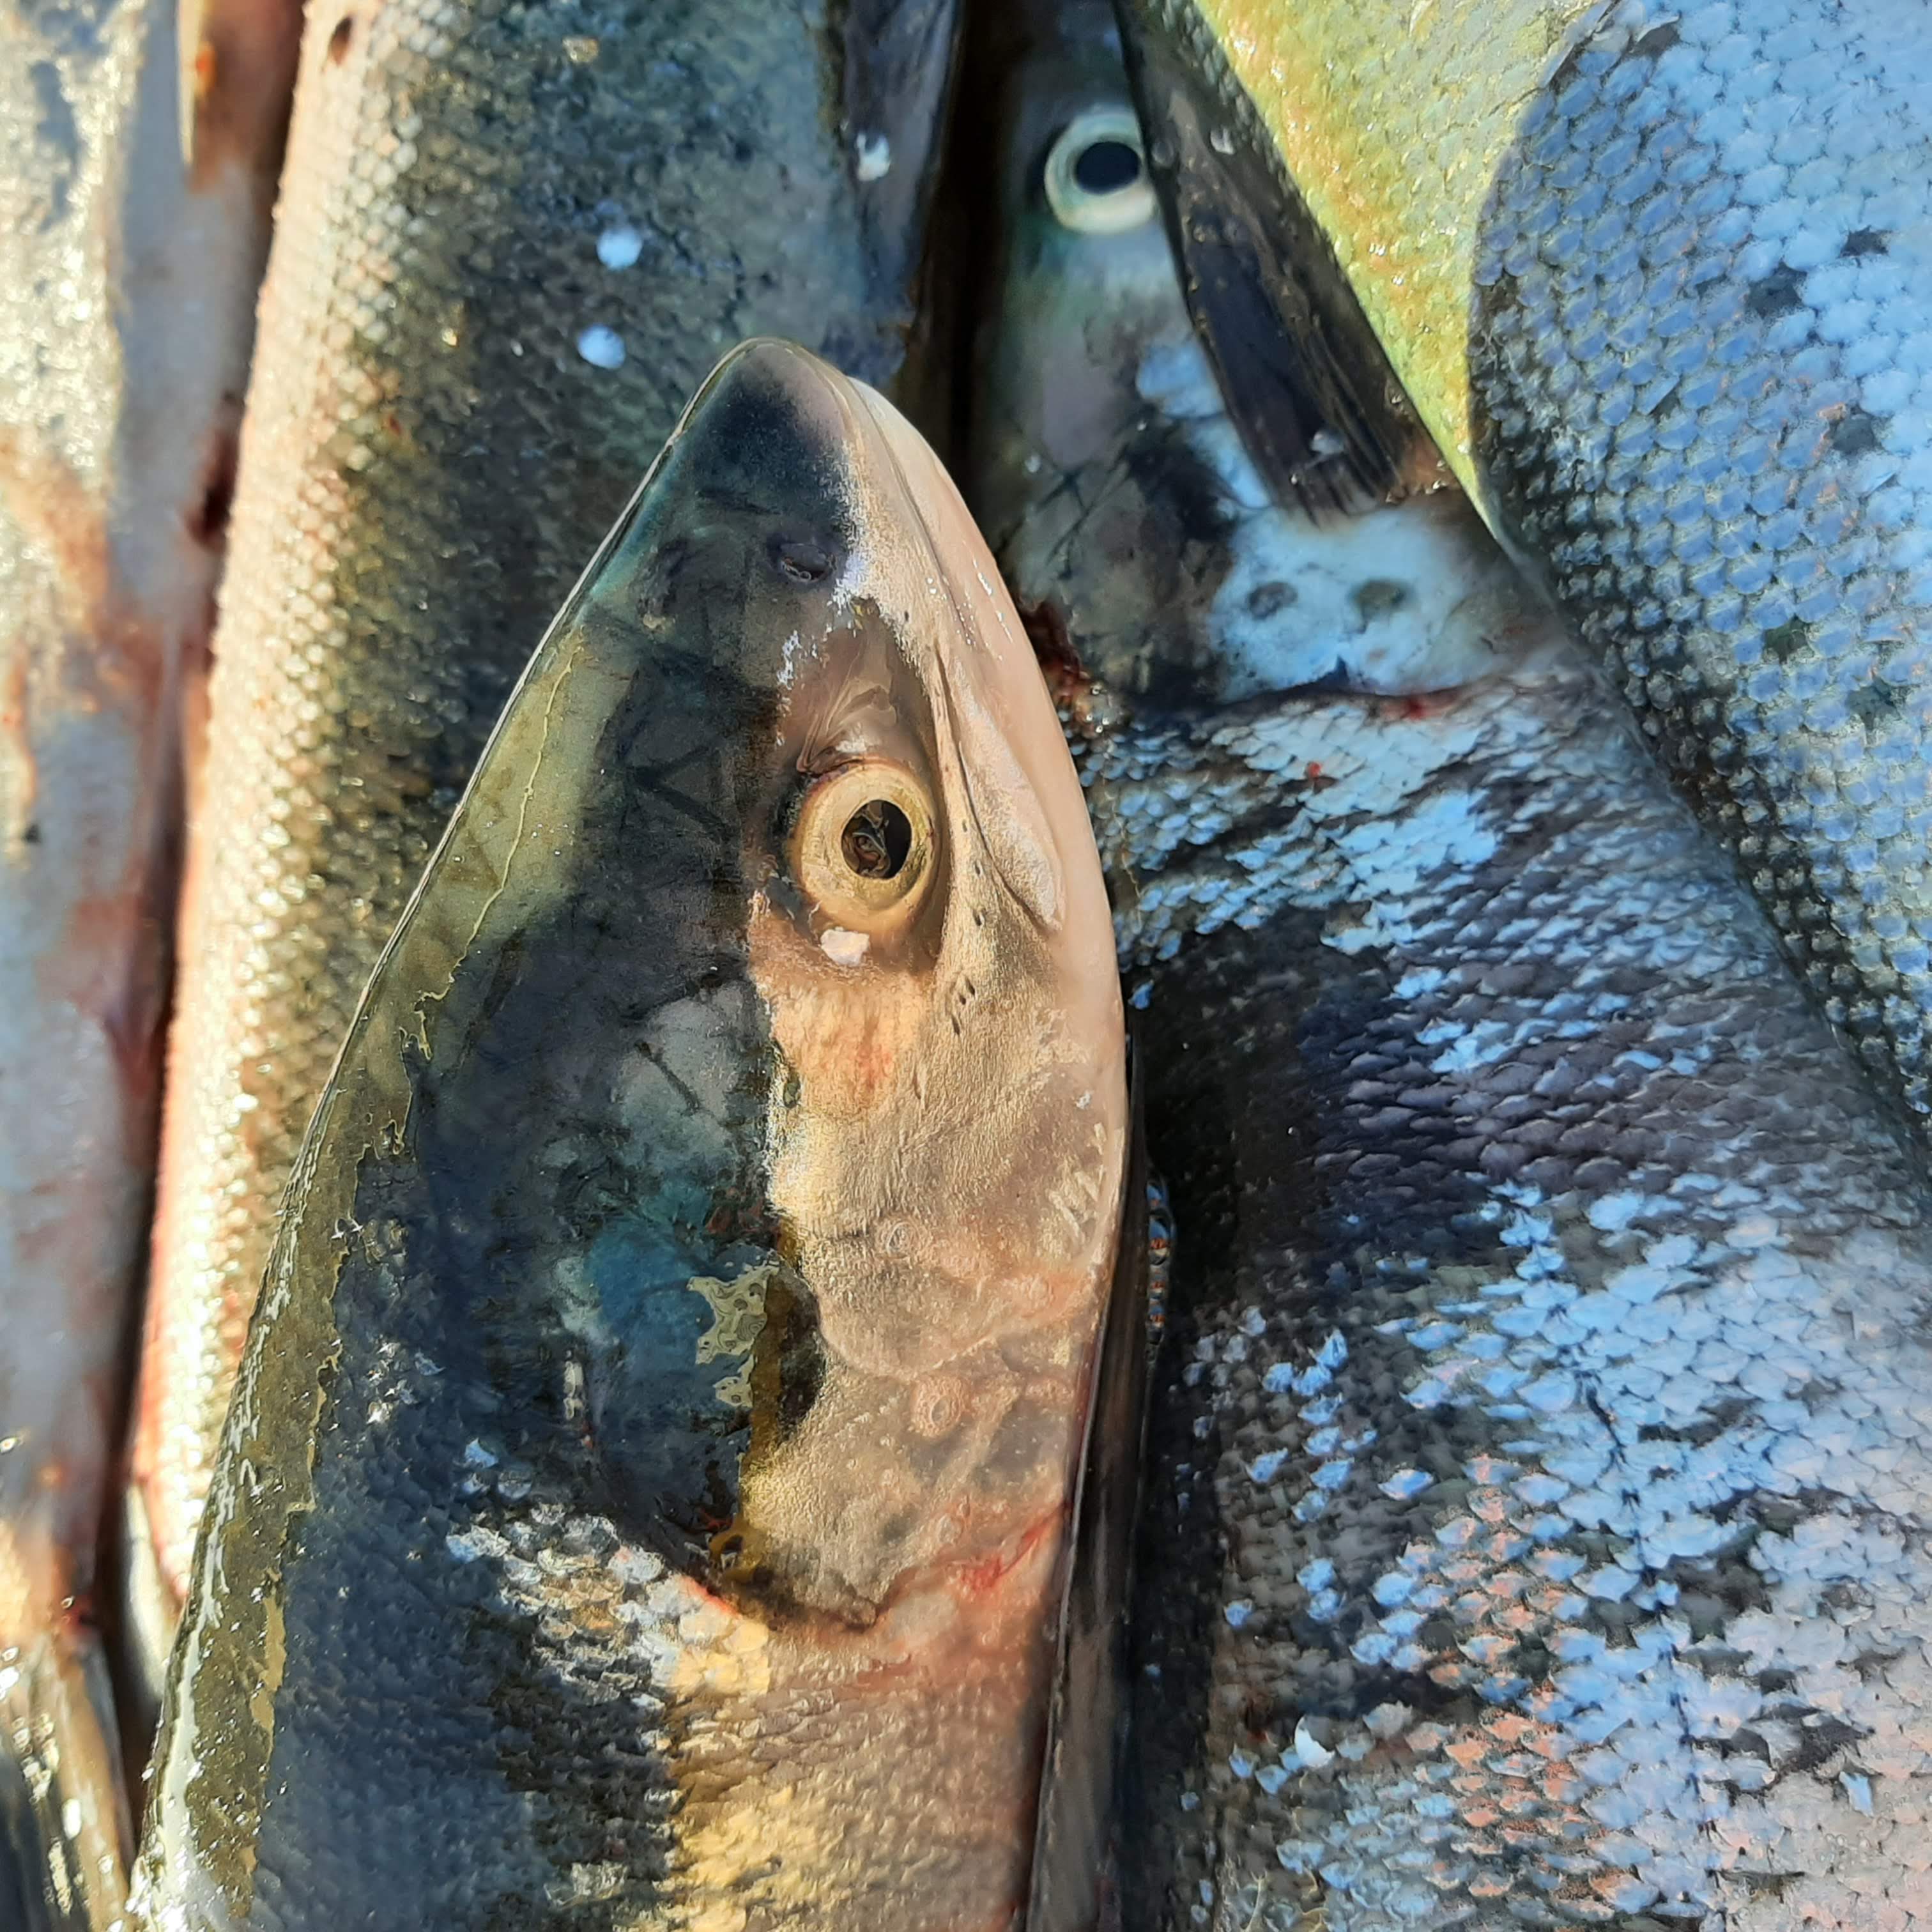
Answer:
(1114, 0, 1422, 518)
(831, 0, 965, 383)
(1025, 1035, 1151, 1930)
(118, 1482, 174, 1745)
(0, 1625, 132, 1931)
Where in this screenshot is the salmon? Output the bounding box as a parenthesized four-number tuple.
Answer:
(128, 339, 1128, 1929)
(0, 0, 293, 1916)
(130, 0, 965, 1676)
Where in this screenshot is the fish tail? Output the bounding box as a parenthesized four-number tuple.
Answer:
(0, 1624, 132, 1932)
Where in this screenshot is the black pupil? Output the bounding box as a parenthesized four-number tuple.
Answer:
(1073, 139, 1140, 195)
(841, 799, 913, 880)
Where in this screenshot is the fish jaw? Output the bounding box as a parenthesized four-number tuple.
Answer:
(132, 341, 1126, 1930)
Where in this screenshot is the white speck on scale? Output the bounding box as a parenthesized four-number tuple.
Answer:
(597, 224, 643, 270)
(854, 132, 891, 181)
(576, 325, 625, 369)
(1291, 1717, 1334, 1768)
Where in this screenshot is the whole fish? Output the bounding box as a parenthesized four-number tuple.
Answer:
(131, 339, 1130, 1931)
(1115, 0, 1932, 1141)
(0, 0, 293, 1917)
(130, 0, 963, 1673)
(974, 20, 1932, 1926)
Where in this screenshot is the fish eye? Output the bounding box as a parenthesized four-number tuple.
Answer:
(1044, 108, 1156, 235)
(792, 760, 935, 939)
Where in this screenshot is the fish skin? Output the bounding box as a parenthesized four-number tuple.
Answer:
(130, 341, 1129, 1931)
(132, 0, 963, 1664)
(1115, 0, 1932, 1142)
(972, 1, 1527, 716)
(0, 0, 292, 1913)
(972, 24, 1932, 1927)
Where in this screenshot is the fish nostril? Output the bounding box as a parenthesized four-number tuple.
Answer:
(326, 13, 353, 61)
(771, 536, 838, 585)
(840, 799, 911, 880)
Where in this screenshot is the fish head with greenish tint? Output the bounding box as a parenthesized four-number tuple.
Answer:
(132, 338, 1128, 1929)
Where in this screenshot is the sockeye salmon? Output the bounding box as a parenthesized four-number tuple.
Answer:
(132, 0, 963, 1678)
(129, 340, 1130, 1931)
(974, 22, 1932, 1928)
(0, 0, 295, 1917)
(1115, 0, 1932, 1144)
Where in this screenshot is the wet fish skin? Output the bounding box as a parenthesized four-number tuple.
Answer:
(1088, 676, 1932, 1930)
(132, 341, 1128, 1931)
(0, 0, 292, 1915)
(1116, 0, 1932, 1138)
(132, 0, 963, 1660)
(972, 0, 1527, 716)
(973, 24, 1932, 1926)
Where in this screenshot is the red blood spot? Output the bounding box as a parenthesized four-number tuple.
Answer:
(956, 1506, 1059, 1600)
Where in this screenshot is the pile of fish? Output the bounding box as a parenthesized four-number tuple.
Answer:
(4, 0, 1931, 1924)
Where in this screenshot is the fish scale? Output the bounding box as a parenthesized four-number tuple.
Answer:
(970, 13, 1932, 1918)
(1116, 0, 1932, 1144)
(1081, 668, 1932, 1931)
(1468, 0, 1932, 1121)
(133, 0, 960, 1654)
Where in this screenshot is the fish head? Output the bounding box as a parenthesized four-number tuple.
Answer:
(597, 338, 1130, 1620)
(978, 3, 1176, 498)
(977, 2, 1256, 714)
(136, 338, 1127, 1928)
(974, 6, 1544, 713)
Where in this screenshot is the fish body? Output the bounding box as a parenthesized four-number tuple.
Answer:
(1116, 0, 1932, 1138)
(131, 341, 1129, 1930)
(132, 0, 962, 1666)
(0, 0, 291, 1917)
(973, 22, 1932, 1927)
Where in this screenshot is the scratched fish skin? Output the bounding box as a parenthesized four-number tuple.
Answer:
(0, 0, 293, 1917)
(1115, 0, 1932, 1140)
(131, 0, 963, 1666)
(973, 30, 1932, 1928)
(130, 341, 1128, 1931)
